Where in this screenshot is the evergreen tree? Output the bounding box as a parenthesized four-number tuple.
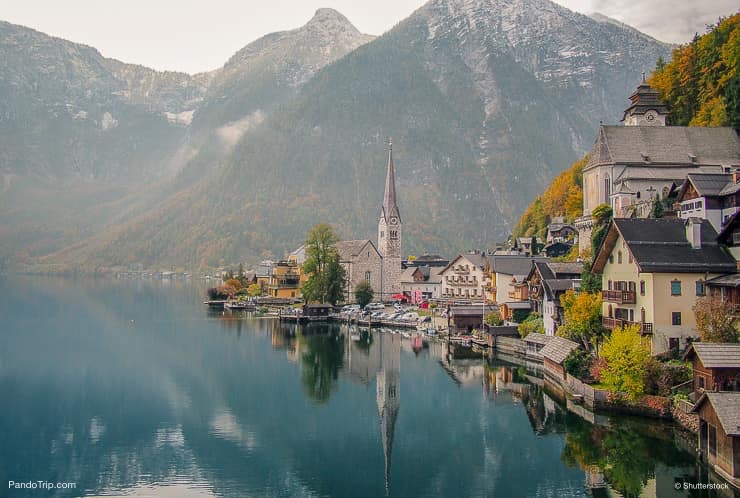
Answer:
(354, 281, 374, 309)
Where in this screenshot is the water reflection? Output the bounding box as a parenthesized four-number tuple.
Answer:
(0, 276, 735, 497)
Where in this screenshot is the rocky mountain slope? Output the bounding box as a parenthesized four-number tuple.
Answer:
(34, 0, 672, 271)
(2, 1, 673, 271)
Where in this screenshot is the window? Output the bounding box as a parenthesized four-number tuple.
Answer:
(364, 271, 371, 282)
(604, 175, 611, 203)
(696, 280, 705, 296)
(617, 251, 622, 264)
(698, 376, 705, 389)
(380, 231, 384, 238)
(708, 425, 717, 458)
(390, 230, 398, 239)
(671, 280, 682, 296)
(628, 252, 633, 264)
(640, 281, 646, 296)
(672, 312, 682, 326)
(609, 255, 614, 264)
(608, 280, 613, 290)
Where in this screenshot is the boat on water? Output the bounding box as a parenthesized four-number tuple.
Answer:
(204, 300, 227, 309)
(225, 301, 255, 311)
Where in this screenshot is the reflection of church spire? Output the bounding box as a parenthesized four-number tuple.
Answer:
(376, 333, 400, 495)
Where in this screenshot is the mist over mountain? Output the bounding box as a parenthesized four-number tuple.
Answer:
(0, 1, 672, 272)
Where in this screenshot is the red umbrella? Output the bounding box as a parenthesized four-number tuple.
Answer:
(392, 293, 405, 300)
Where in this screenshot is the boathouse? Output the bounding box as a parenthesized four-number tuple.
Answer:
(691, 392, 740, 487)
(683, 343, 740, 396)
(541, 336, 580, 380)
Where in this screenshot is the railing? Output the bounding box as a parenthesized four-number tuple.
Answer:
(602, 317, 653, 334)
(602, 290, 636, 304)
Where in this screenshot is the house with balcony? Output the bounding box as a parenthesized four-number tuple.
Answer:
(592, 217, 737, 355)
(439, 252, 490, 302)
(267, 259, 303, 299)
(488, 255, 546, 321)
(675, 173, 740, 232)
(527, 261, 583, 336)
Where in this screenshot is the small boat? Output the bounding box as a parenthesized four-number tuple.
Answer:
(425, 327, 437, 336)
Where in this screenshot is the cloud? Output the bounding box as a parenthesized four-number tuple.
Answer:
(589, 0, 738, 44)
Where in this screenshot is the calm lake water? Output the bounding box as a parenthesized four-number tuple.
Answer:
(0, 276, 733, 497)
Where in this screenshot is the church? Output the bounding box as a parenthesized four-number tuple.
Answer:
(336, 140, 403, 302)
(576, 75, 740, 251)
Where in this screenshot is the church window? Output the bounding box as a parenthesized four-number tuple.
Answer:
(365, 271, 371, 282)
(604, 175, 611, 203)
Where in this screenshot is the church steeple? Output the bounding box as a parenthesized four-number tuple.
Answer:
(381, 139, 401, 223)
(622, 74, 669, 126)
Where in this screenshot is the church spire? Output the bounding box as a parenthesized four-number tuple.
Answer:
(382, 138, 400, 222)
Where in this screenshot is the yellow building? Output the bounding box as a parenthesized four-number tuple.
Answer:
(592, 218, 736, 355)
(268, 259, 303, 299)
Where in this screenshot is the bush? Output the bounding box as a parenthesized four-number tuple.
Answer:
(644, 359, 693, 396)
(589, 357, 607, 382)
(485, 311, 503, 327)
(564, 349, 592, 379)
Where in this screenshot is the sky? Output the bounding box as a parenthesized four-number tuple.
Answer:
(2, 0, 737, 74)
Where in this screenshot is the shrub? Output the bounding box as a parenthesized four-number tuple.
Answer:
(564, 348, 592, 379)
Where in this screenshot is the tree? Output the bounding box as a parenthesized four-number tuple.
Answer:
(600, 325, 651, 400)
(224, 278, 242, 290)
(563, 348, 592, 378)
(485, 311, 503, 327)
(693, 296, 739, 343)
(650, 195, 664, 218)
(354, 281, 374, 309)
(302, 224, 347, 305)
(247, 283, 262, 297)
(518, 312, 544, 338)
(557, 290, 605, 353)
(590, 204, 613, 256)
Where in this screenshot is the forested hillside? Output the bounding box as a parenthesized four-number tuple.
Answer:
(650, 14, 739, 130)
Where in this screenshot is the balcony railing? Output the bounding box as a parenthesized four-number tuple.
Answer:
(602, 317, 653, 334)
(602, 290, 636, 304)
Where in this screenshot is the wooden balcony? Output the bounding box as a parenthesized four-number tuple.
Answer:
(602, 317, 653, 334)
(602, 290, 636, 304)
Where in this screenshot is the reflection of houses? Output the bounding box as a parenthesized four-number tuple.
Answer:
(440, 252, 490, 301)
(691, 392, 740, 488)
(400, 265, 443, 301)
(683, 343, 740, 396)
(528, 261, 582, 335)
(576, 76, 740, 251)
(592, 218, 736, 355)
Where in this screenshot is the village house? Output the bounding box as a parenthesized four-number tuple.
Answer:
(447, 304, 498, 335)
(524, 332, 554, 360)
(488, 255, 545, 321)
(440, 252, 490, 302)
(576, 77, 740, 251)
(691, 392, 740, 487)
(400, 265, 443, 302)
(675, 173, 740, 232)
(267, 259, 303, 299)
(403, 254, 448, 269)
(527, 261, 582, 336)
(683, 343, 740, 396)
(546, 217, 578, 245)
(592, 218, 737, 355)
(706, 274, 740, 315)
(540, 336, 580, 381)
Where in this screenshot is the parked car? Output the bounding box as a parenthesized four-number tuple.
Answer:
(365, 302, 384, 311)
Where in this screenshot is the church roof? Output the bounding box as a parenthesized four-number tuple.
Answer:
(336, 240, 378, 260)
(621, 78, 669, 121)
(585, 125, 740, 171)
(381, 140, 401, 223)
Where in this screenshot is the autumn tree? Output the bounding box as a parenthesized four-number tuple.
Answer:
(693, 296, 739, 343)
(301, 224, 347, 305)
(518, 312, 544, 338)
(557, 290, 605, 353)
(599, 324, 651, 400)
(247, 283, 262, 297)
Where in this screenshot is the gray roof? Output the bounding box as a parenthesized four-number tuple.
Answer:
(684, 173, 733, 197)
(524, 333, 554, 345)
(594, 218, 737, 274)
(336, 240, 376, 260)
(684, 343, 740, 368)
(540, 336, 580, 364)
(491, 255, 546, 277)
(692, 392, 740, 436)
(586, 125, 740, 170)
(706, 273, 740, 287)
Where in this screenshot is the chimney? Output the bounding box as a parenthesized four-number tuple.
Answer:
(685, 217, 702, 249)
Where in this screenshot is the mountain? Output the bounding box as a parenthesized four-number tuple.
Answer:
(31, 0, 673, 272)
(0, 10, 373, 269)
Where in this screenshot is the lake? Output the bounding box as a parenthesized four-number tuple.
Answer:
(0, 276, 730, 497)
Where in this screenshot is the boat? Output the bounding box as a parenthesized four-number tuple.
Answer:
(225, 301, 255, 311)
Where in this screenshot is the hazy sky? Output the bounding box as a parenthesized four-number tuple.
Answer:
(3, 0, 737, 73)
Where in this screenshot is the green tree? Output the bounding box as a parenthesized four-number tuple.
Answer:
(590, 204, 613, 256)
(563, 348, 592, 378)
(693, 296, 739, 343)
(650, 195, 664, 218)
(301, 224, 347, 305)
(600, 325, 651, 400)
(485, 311, 503, 327)
(557, 290, 605, 353)
(518, 312, 544, 338)
(354, 280, 374, 309)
